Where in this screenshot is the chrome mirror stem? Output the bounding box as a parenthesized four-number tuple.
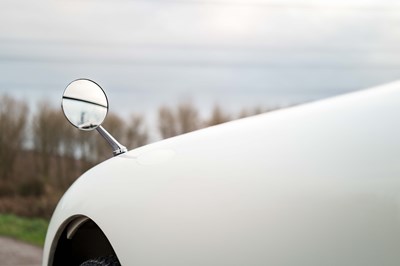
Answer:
(96, 125, 127, 156)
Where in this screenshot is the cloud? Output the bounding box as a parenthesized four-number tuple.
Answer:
(1, 0, 400, 115)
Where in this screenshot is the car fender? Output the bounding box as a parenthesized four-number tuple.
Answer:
(44, 81, 400, 265)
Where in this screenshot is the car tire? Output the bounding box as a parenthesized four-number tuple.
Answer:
(80, 255, 121, 266)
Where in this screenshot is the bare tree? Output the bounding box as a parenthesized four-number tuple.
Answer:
(177, 102, 200, 134)
(0, 95, 28, 180)
(125, 114, 148, 149)
(56, 115, 79, 187)
(32, 103, 64, 182)
(76, 130, 99, 171)
(158, 106, 178, 139)
(158, 102, 203, 139)
(205, 105, 230, 127)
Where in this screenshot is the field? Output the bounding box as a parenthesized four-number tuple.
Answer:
(0, 214, 48, 246)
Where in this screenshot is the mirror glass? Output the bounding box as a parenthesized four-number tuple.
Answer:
(62, 79, 108, 131)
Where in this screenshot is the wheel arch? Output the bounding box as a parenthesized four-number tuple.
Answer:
(48, 215, 118, 266)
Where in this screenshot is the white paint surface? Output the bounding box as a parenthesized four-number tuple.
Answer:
(44, 81, 400, 265)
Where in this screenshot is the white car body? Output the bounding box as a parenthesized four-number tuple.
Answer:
(43, 81, 400, 265)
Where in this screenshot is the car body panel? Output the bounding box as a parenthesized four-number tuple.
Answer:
(43, 81, 400, 265)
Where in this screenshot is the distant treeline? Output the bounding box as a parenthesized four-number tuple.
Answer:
(0, 94, 273, 218)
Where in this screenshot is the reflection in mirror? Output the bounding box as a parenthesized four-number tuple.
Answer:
(62, 79, 108, 131)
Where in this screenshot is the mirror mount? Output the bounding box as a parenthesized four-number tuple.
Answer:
(62, 78, 128, 157)
(96, 125, 127, 156)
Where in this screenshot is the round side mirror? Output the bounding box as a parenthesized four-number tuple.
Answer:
(62, 79, 109, 131)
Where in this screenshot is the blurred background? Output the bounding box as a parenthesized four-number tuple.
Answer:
(1, 0, 400, 247)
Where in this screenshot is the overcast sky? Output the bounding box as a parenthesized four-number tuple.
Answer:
(1, 0, 400, 119)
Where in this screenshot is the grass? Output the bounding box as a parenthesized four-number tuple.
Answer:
(0, 213, 49, 246)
